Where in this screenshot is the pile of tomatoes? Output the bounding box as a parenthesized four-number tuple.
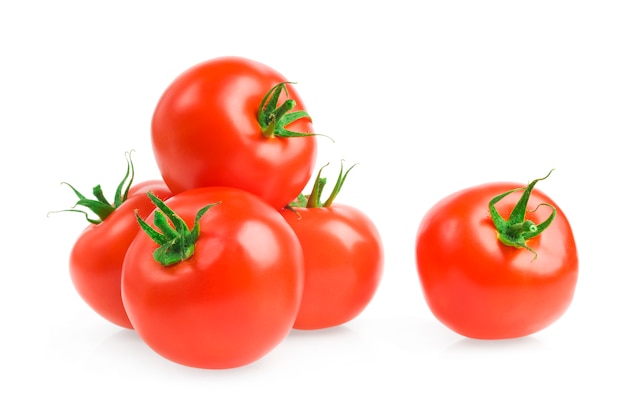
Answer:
(57, 56, 384, 369)
(55, 56, 579, 370)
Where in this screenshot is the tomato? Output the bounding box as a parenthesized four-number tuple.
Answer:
(151, 56, 318, 209)
(56, 153, 173, 329)
(415, 171, 578, 339)
(280, 163, 384, 330)
(121, 187, 305, 369)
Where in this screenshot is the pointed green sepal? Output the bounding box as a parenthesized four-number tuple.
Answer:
(48, 151, 136, 224)
(136, 191, 221, 267)
(257, 82, 330, 140)
(489, 169, 557, 260)
(288, 160, 358, 209)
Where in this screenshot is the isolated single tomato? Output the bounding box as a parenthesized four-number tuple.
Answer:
(415, 170, 578, 339)
(280, 163, 384, 330)
(151, 56, 319, 209)
(122, 187, 305, 369)
(55, 152, 172, 329)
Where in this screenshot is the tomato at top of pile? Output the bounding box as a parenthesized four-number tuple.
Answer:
(151, 56, 319, 209)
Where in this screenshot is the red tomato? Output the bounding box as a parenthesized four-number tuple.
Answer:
(151, 56, 318, 209)
(121, 187, 305, 369)
(280, 205, 383, 330)
(280, 162, 384, 330)
(66, 175, 172, 329)
(415, 172, 578, 339)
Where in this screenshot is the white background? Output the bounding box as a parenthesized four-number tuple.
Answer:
(2, 1, 625, 417)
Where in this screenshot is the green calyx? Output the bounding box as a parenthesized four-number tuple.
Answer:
(49, 150, 136, 224)
(135, 192, 220, 267)
(290, 160, 358, 209)
(257, 82, 317, 139)
(489, 169, 557, 260)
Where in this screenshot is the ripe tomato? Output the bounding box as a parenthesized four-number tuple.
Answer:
(415, 171, 578, 339)
(151, 56, 318, 209)
(57, 153, 173, 329)
(121, 187, 305, 369)
(280, 163, 384, 330)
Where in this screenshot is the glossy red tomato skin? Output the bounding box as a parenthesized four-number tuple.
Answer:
(151, 56, 318, 209)
(280, 204, 384, 330)
(69, 180, 172, 329)
(121, 187, 305, 369)
(415, 182, 578, 339)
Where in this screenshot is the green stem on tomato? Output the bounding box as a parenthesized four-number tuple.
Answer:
(257, 82, 330, 140)
(289, 160, 358, 209)
(489, 169, 557, 260)
(135, 192, 220, 267)
(48, 150, 136, 224)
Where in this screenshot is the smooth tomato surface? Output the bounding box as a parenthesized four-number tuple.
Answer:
(280, 204, 384, 330)
(121, 187, 305, 369)
(69, 180, 172, 329)
(151, 56, 317, 209)
(415, 182, 578, 339)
